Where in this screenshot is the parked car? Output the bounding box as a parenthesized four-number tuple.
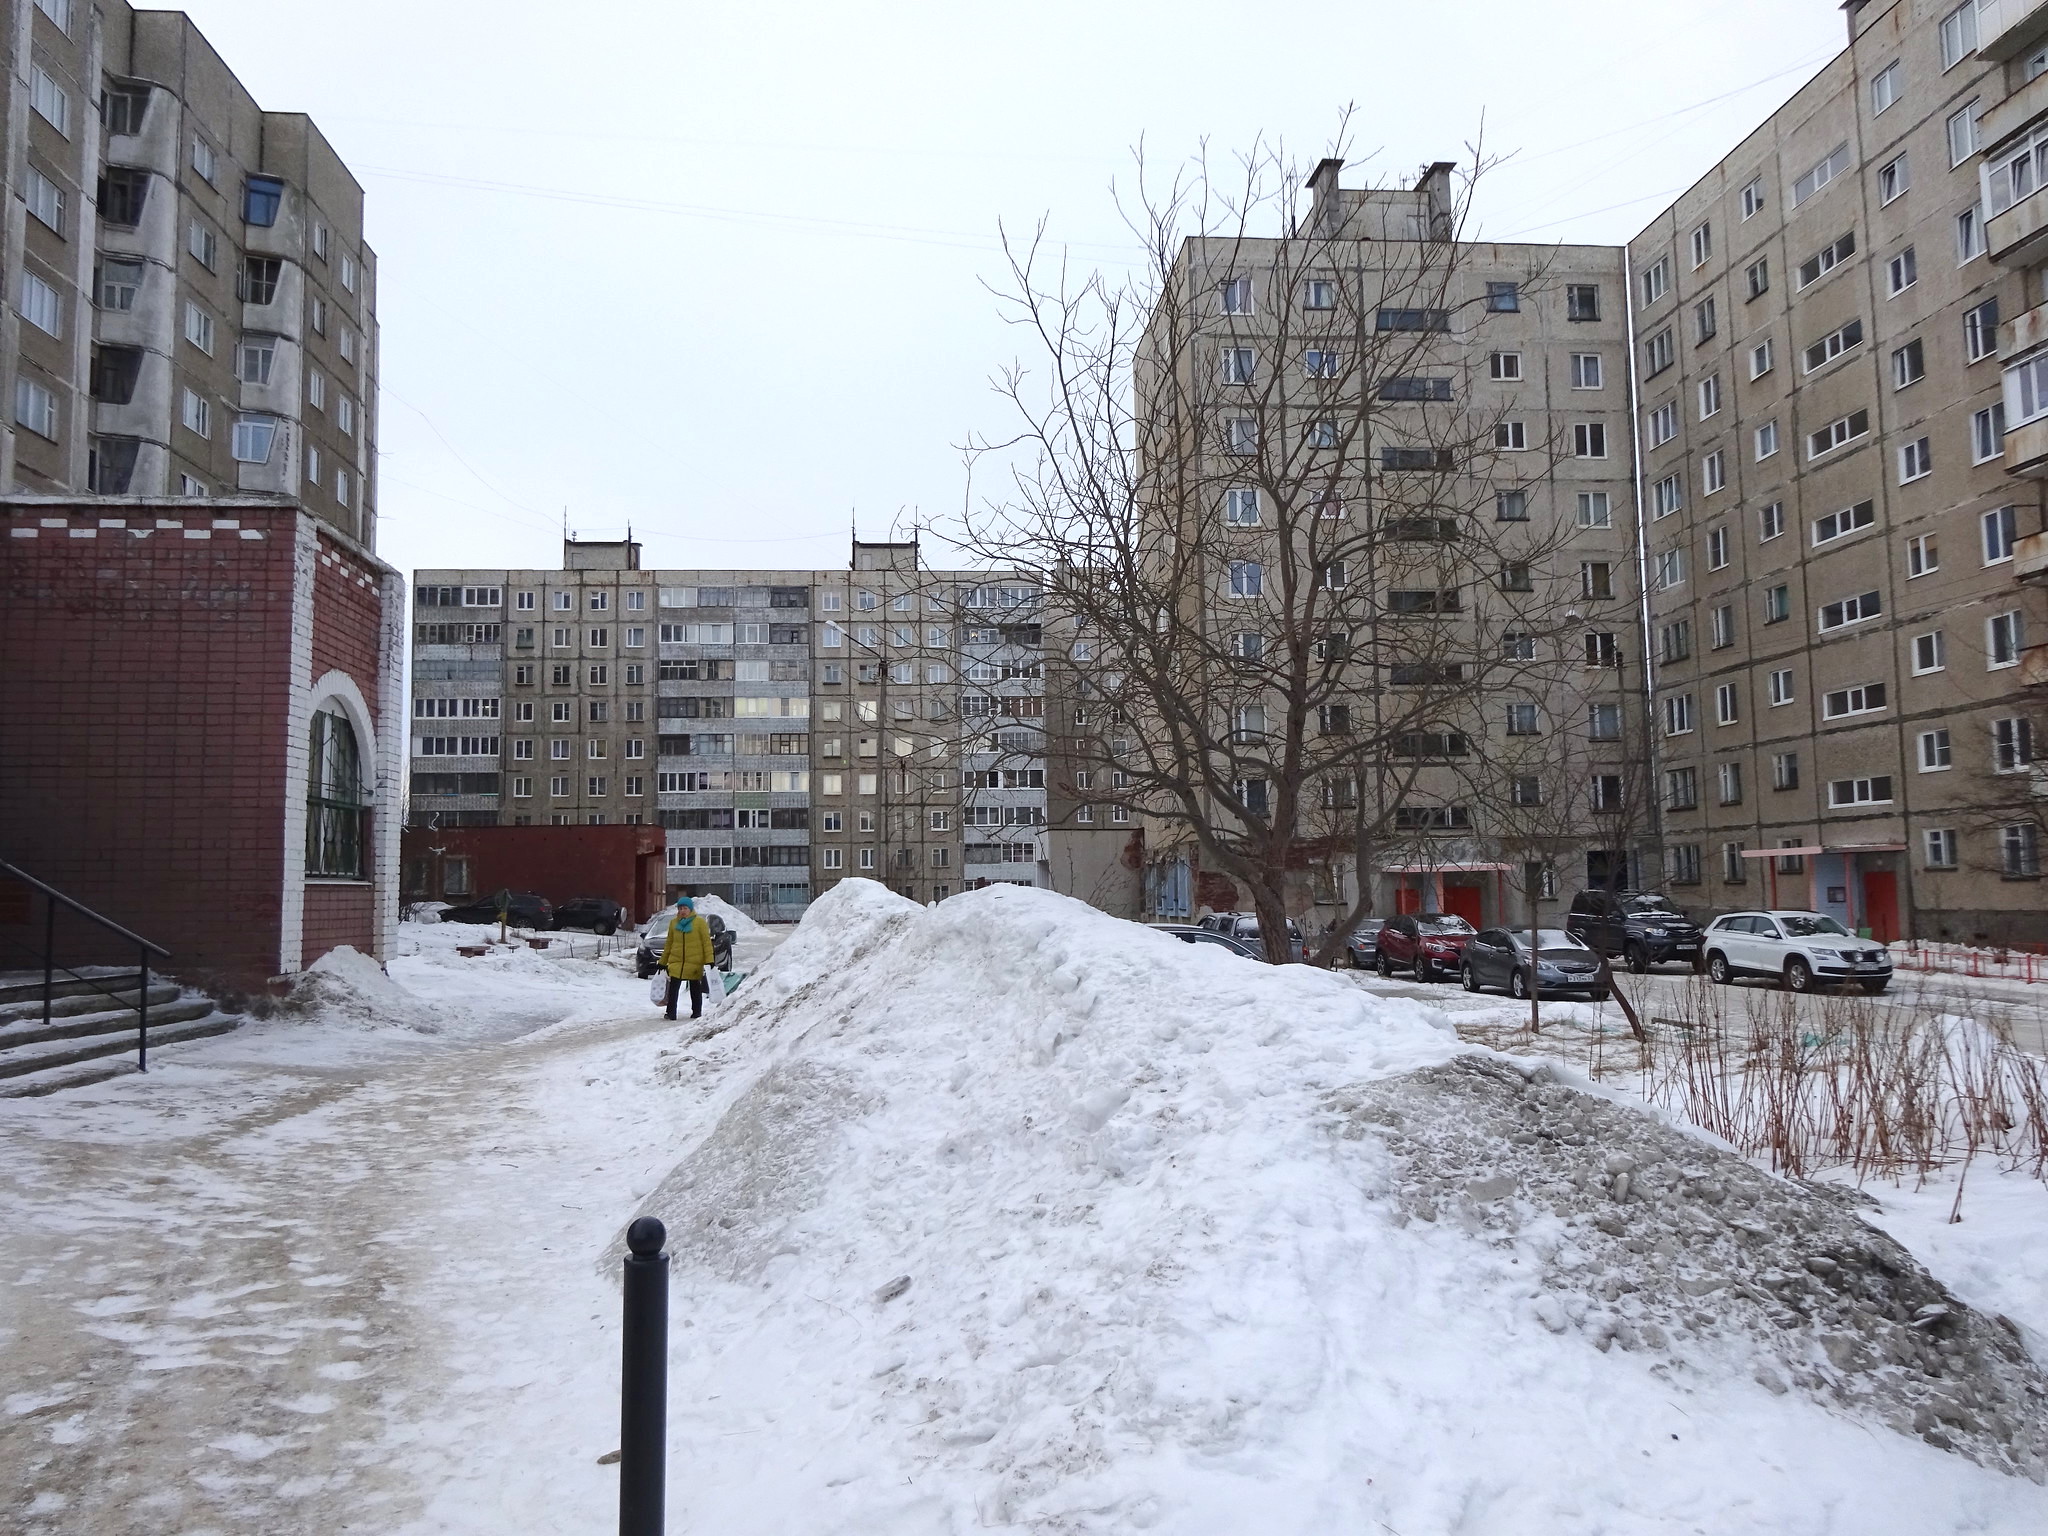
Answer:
(1565, 889, 1706, 973)
(633, 911, 735, 979)
(553, 896, 626, 935)
(1344, 918, 1389, 970)
(1374, 913, 1476, 982)
(439, 892, 556, 929)
(1461, 928, 1609, 1000)
(1197, 912, 1306, 961)
(1147, 923, 1263, 960)
(1701, 910, 1893, 994)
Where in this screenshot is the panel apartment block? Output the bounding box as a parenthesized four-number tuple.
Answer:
(409, 539, 1050, 921)
(1633, 0, 2046, 944)
(0, 0, 378, 538)
(1132, 162, 1646, 932)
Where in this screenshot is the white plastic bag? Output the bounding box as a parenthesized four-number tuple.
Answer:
(648, 970, 668, 1007)
(696, 970, 723, 1017)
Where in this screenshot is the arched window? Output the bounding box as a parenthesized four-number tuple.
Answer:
(307, 708, 367, 877)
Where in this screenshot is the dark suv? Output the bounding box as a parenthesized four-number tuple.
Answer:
(1197, 912, 1305, 961)
(440, 892, 556, 929)
(554, 896, 625, 935)
(1564, 890, 1704, 973)
(1374, 913, 1476, 982)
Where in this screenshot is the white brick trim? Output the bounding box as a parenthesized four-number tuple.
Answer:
(277, 514, 320, 973)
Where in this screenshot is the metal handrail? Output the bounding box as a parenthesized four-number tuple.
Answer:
(0, 859, 169, 958)
(1, 857, 173, 1072)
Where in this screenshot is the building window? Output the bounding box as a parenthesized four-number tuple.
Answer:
(1907, 533, 1938, 577)
(183, 302, 215, 354)
(1573, 422, 1607, 458)
(1496, 420, 1527, 451)
(1792, 143, 1849, 205)
(1812, 499, 1875, 546)
(1694, 296, 1717, 343)
(1919, 728, 1953, 771)
(1763, 584, 1790, 624)
(1715, 682, 1739, 725)
(1581, 562, 1614, 600)
(1753, 419, 1779, 460)
(187, 220, 217, 270)
(1652, 474, 1681, 518)
(239, 256, 282, 305)
(1891, 338, 1924, 390)
(1576, 492, 1611, 528)
(29, 63, 70, 135)
(14, 378, 57, 440)
(1665, 768, 1699, 811)
(1221, 346, 1256, 384)
(1972, 404, 2006, 463)
(2003, 825, 2042, 879)
(1690, 222, 1712, 267)
(1989, 610, 2026, 668)
(1663, 694, 1695, 736)
(1745, 258, 1769, 300)
(1994, 717, 2036, 772)
(1750, 338, 1774, 378)
(1828, 776, 1894, 808)
(180, 388, 210, 438)
(1940, 2, 1978, 69)
(1958, 205, 1984, 263)
(1821, 682, 1887, 719)
(1817, 589, 1882, 632)
(1718, 763, 1743, 805)
(1698, 374, 1722, 418)
(1647, 402, 1676, 447)
(1769, 668, 1794, 705)
(230, 415, 278, 463)
(244, 175, 285, 226)
(1567, 283, 1600, 320)
(1228, 561, 1263, 598)
(306, 710, 366, 878)
(18, 270, 61, 337)
(1485, 281, 1520, 312)
(1966, 299, 1999, 363)
(1898, 437, 1932, 482)
(1947, 101, 1979, 167)
(1707, 525, 1729, 569)
(1759, 501, 1784, 541)
(1303, 278, 1336, 310)
(1643, 330, 1673, 376)
(1773, 752, 1800, 791)
(1569, 353, 1602, 389)
(1797, 231, 1856, 289)
(1877, 152, 1908, 205)
(1220, 276, 1252, 314)
(1912, 631, 1945, 675)
(1702, 451, 1725, 494)
(1654, 550, 1685, 591)
(1808, 409, 1870, 460)
(1641, 257, 1669, 305)
(1984, 505, 2019, 563)
(1925, 829, 1959, 869)
(26, 168, 65, 234)
(1804, 319, 1864, 372)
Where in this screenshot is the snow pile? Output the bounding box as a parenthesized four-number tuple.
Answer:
(628, 881, 2048, 1532)
(690, 892, 764, 937)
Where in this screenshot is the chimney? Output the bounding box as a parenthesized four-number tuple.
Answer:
(1415, 160, 1457, 242)
(1307, 157, 1345, 236)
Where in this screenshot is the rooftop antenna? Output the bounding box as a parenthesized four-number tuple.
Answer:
(563, 507, 571, 543)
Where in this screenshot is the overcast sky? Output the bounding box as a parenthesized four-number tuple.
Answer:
(172, 0, 1848, 579)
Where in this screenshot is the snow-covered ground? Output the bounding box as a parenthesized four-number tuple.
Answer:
(2, 886, 2045, 1533)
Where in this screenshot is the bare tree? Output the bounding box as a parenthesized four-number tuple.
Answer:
(943, 140, 1644, 964)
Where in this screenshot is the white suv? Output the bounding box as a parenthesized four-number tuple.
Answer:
(1701, 910, 1892, 994)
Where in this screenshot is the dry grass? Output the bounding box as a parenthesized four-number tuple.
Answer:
(1454, 975, 2048, 1192)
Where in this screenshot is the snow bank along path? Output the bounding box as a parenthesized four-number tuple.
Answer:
(628, 880, 2048, 1534)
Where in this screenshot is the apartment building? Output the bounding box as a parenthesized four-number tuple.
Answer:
(2, 0, 377, 538)
(409, 539, 1049, 921)
(1125, 162, 1648, 933)
(1633, 0, 2046, 945)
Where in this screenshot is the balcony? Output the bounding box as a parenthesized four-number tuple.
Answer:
(1988, 186, 2048, 267)
(2021, 643, 2048, 688)
(1980, 0, 2048, 59)
(2004, 416, 2048, 476)
(1984, 68, 2048, 151)
(2016, 530, 2048, 580)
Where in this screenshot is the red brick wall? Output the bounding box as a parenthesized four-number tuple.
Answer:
(303, 882, 376, 965)
(400, 824, 668, 922)
(0, 503, 393, 989)
(310, 533, 385, 731)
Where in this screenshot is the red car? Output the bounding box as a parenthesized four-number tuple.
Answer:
(1374, 913, 1477, 982)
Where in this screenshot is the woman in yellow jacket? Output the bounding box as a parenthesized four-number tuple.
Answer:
(660, 897, 717, 1020)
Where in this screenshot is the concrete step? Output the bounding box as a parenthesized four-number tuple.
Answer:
(0, 982, 180, 1030)
(0, 999, 220, 1078)
(0, 1010, 241, 1092)
(0, 971, 146, 1009)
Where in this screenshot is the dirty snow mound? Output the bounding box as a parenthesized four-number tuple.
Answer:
(626, 880, 2048, 1532)
(285, 944, 449, 1032)
(1341, 1054, 2048, 1477)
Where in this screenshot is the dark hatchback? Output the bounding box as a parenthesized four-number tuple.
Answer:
(1148, 923, 1263, 960)
(1461, 928, 1610, 1000)
(439, 892, 556, 929)
(633, 912, 736, 979)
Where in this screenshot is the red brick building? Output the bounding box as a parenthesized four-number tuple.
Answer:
(401, 823, 667, 925)
(1, 498, 404, 989)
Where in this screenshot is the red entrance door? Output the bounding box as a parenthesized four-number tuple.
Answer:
(1860, 869, 1900, 944)
(1395, 884, 1422, 915)
(1443, 884, 1484, 929)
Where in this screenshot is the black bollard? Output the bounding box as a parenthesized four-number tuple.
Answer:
(620, 1215, 669, 1536)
